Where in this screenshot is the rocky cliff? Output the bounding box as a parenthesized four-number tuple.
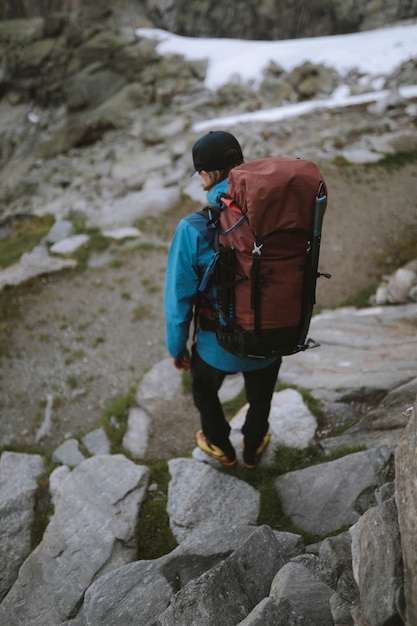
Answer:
(2, 0, 417, 40)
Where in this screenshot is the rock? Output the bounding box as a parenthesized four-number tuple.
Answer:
(110, 148, 172, 188)
(35, 392, 54, 442)
(136, 357, 183, 414)
(273, 531, 305, 561)
(64, 66, 127, 112)
(218, 372, 245, 403)
(344, 377, 417, 437)
(82, 427, 111, 455)
(237, 596, 315, 626)
(167, 458, 260, 542)
(94, 187, 179, 229)
(44, 218, 75, 243)
(280, 304, 417, 391)
(394, 397, 417, 626)
(373, 262, 417, 304)
(143, 0, 417, 40)
(288, 62, 337, 98)
(0, 249, 77, 288)
(83, 559, 176, 626)
(48, 464, 71, 506)
(122, 407, 150, 459)
(318, 532, 359, 623)
(157, 525, 288, 626)
(50, 233, 89, 254)
(0, 455, 150, 625)
(350, 496, 403, 626)
(270, 560, 334, 626)
(81, 524, 275, 626)
(52, 438, 86, 466)
(0, 452, 45, 602)
(231, 388, 317, 456)
(386, 267, 416, 304)
(101, 226, 142, 239)
(275, 447, 392, 535)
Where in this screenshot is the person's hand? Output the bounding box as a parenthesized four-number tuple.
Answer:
(173, 349, 191, 371)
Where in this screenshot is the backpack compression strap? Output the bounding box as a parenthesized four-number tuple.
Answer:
(191, 205, 223, 342)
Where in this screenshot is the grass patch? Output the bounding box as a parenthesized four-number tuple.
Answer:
(333, 149, 417, 173)
(70, 230, 110, 271)
(101, 387, 137, 453)
(0, 285, 21, 324)
(0, 285, 22, 358)
(367, 149, 417, 172)
(0, 214, 55, 268)
(66, 374, 78, 389)
(340, 283, 378, 308)
(31, 472, 53, 549)
(131, 304, 154, 322)
(137, 461, 178, 560)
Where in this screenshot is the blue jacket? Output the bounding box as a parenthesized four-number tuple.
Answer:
(164, 179, 278, 372)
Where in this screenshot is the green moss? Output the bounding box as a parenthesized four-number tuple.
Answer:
(332, 155, 350, 167)
(70, 230, 110, 271)
(101, 387, 137, 453)
(131, 304, 154, 322)
(0, 214, 55, 268)
(137, 461, 178, 560)
(340, 283, 378, 308)
(31, 474, 53, 549)
(181, 370, 192, 394)
(0, 286, 21, 358)
(368, 149, 417, 172)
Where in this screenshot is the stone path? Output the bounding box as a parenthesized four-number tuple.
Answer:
(279, 303, 417, 392)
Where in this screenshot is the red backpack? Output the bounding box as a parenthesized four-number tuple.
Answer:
(198, 157, 329, 360)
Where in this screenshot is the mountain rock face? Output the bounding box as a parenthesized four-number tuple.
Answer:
(2, 0, 417, 39)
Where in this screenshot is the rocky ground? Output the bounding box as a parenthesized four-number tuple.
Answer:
(1, 13, 417, 460)
(1, 152, 416, 460)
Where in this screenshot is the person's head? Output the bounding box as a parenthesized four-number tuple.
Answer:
(191, 130, 244, 190)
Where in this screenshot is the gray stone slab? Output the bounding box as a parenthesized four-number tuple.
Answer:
(279, 304, 417, 391)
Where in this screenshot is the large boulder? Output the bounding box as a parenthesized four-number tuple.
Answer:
(0, 452, 45, 601)
(275, 447, 392, 535)
(395, 397, 417, 625)
(167, 458, 260, 542)
(350, 494, 403, 625)
(0, 455, 150, 625)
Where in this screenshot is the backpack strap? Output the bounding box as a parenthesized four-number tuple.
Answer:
(250, 239, 264, 334)
(191, 205, 223, 342)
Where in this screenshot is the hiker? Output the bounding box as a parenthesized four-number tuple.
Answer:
(164, 130, 282, 469)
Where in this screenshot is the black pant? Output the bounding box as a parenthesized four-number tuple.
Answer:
(190, 345, 282, 448)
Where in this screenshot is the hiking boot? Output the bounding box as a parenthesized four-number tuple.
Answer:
(243, 432, 271, 469)
(195, 430, 237, 468)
